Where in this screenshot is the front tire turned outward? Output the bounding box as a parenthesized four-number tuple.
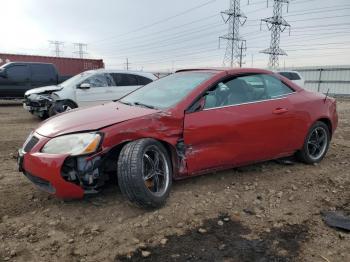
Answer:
(297, 121, 330, 164)
(117, 139, 172, 209)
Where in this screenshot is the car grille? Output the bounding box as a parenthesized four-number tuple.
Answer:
(23, 172, 55, 194)
(23, 136, 39, 152)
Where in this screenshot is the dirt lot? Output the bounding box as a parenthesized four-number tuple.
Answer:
(0, 99, 349, 262)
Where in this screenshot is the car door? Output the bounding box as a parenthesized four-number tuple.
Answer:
(110, 73, 142, 99)
(183, 73, 297, 175)
(30, 64, 57, 88)
(75, 73, 111, 107)
(5, 64, 31, 97)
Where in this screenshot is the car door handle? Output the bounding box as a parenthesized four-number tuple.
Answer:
(273, 108, 288, 114)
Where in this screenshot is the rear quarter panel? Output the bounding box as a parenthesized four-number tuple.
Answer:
(289, 89, 337, 149)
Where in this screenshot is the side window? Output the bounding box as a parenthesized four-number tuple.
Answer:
(261, 74, 294, 98)
(203, 75, 266, 109)
(7, 65, 30, 81)
(31, 64, 54, 82)
(202, 74, 294, 109)
(105, 73, 116, 86)
(289, 72, 301, 80)
(136, 75, 152, 85)
(278, 72, 301, 81)
(83, 74, 109, 88)
(278, 72, 291, 79)
(111, 73, 138, 86)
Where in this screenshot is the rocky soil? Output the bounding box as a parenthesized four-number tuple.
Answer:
(0, 99, 349, 262)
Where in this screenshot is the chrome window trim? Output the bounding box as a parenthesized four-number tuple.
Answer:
(202, 91, 296, 111)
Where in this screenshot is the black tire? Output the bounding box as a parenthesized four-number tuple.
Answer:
(38, 112, 49, 120)
(48, 100, 77, 117)
(117, 138, 172, 209)
(296, 121, 330, 164)
(31, 111, 48, 120)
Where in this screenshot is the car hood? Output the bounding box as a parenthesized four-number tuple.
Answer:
(25, 85, 62, 96)
(35, 102, 159, 138)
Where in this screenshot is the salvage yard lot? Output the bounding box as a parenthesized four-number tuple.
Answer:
(0, 99, 349, 262)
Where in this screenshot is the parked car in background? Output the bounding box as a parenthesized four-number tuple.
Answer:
(277, 70, 304, 87)
(18, 68, 337, 208)
(23, 69, 157, 119)
(0, 62, 71, 99)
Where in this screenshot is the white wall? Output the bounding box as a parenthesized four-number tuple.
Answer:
(286, 65, 350, 95)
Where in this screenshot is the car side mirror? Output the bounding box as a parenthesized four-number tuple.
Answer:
(77, 83, 91, 89)
(0, 69, 7, 78)
(187, 96, 206, 113)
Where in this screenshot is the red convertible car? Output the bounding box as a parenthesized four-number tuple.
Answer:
(18, 68, 338, 208)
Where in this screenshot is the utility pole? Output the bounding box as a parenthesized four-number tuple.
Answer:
(260, 0, 291, 69)
(73, 43, 88, 58)
(238, 40, 246, 68)
(49, 40, 64, 57)
(125, 58, 130, 70)
(219, 0, 247, 67)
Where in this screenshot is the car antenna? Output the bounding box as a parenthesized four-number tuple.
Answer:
(324, 88, 330, 103)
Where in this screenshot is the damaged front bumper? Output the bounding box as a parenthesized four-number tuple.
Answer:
(23, 94, 53, 117)
(18, 133, 109, 199)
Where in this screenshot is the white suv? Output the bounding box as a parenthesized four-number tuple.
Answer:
(23, 69, 157, 118)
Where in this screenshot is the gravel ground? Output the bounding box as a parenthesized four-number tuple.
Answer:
(0, 99, 349, 262)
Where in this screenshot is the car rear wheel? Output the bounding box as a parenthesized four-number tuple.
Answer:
(48, 100, 77, 117)
(117, 138, 172, 208)
(297, 121, 330, 164)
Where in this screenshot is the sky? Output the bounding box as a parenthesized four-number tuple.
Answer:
(1, 0, 349, 71)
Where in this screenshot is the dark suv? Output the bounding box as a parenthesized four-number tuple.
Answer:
(0, 62, 70, 98)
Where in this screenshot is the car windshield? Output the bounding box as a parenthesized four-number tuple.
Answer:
(0, 63, 11, 69)
(58, 71, 94, 88)
(119, 72, 213, 109)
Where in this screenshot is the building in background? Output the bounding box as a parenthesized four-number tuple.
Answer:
(0, 53, 104, 76)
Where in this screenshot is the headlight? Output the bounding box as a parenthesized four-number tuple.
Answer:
(41, 133, 102, 156)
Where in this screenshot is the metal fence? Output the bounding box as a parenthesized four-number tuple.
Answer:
(286, 65, 350, 95)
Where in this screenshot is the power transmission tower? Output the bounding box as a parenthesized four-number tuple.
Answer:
(260, 0, 291, 69)
(49, 40, 64, 57)
(74, 43, 88, 58)
(219, 0, 247, 67)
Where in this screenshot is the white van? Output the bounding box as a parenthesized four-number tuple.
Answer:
(23, 69, 158, 118)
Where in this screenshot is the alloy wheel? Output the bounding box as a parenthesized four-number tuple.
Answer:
(307, 127, 328, 161)
(142, 146, 170, 196)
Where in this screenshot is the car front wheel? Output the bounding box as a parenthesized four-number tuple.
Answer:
(48, 100, 77, 117)
(117, 138, 172, 208)
(297, 121, 330, 164)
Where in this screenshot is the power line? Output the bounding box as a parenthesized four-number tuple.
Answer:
(91, 14, 220, 48)
(97, 22, 224, 55)
(90, 0, 218, 45)
(49, 40, 64, 57)
(92, 2, 350, 54)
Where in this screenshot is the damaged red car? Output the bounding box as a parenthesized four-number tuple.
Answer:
(18, 68, 338, 208)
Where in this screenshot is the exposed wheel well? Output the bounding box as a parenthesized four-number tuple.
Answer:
(158, 140, 179, 177)
(317, 118, 332, 137)
(106, 139, 179, 179)
(61, 99, 78, 108)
